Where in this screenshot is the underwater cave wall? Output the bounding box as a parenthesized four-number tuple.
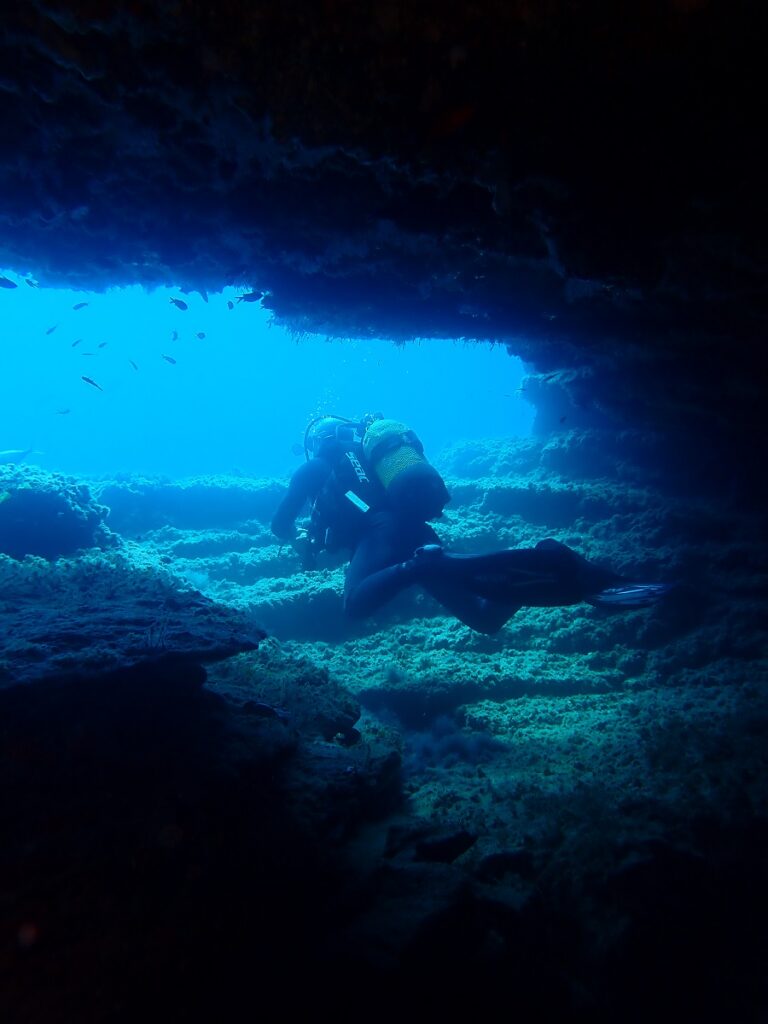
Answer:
(0, 1, 766, 472)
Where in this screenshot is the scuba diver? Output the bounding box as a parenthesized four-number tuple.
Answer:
(271, 414, 672, 635)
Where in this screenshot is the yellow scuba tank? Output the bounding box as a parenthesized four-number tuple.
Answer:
(362, 419, 450, 520)
(362, 418, 424, 485)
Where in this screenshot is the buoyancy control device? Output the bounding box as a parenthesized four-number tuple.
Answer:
(309, 441, 383, 552)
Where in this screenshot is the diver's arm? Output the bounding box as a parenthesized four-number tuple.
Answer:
(271, 459, 330, 540)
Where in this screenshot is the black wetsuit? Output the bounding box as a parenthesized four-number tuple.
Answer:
(271, 457, 333, 542)
(271, 449, 621, 634)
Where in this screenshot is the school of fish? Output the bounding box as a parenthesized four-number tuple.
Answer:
(0, 280, 266, 422)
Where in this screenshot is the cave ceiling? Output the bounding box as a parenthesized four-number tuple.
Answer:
(1, 1, 766, 450)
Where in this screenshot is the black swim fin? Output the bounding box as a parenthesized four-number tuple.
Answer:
(587, 582, 674, 609)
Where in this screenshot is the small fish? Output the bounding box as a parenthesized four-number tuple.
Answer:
(559, 415, 567, 424)
(0, 447, 44, 463)
(81, 375, 103, 391)
(195, 332, 206, 339)
(291, 443, 304, 457)
(169, 297, 188, 311)
(200, 289, 209, 303)
(46, 324, 58, 335)
(25, 278, 38, 288)
(56, 408, 70, 415)
(98, 341, 108, 348)
(227, 300, 234, 311)
(0, 276, 17, 289)
(71, 338, 82, 347)
(162, 354, 177, 364)
(171, 330, 178, 341)
(236, 291, 263, 303)
(72, 301, 89, 311)
(128, 359, 138, 371)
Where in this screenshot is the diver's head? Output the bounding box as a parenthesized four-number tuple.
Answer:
(359, 411, 384, 436)
(304, 416, 358, 460)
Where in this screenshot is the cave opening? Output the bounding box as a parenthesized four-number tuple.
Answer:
(0, 272, 534, 480)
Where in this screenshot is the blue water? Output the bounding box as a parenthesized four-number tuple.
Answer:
(1, 271, 533, 479)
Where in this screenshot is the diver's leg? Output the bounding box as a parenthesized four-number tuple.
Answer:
(343, 519, 516, 630)
(410, 538, 622, 607)
(343, 515, 435, 620)
(345, 531, 612, 621)
(419, 577, 518, 634)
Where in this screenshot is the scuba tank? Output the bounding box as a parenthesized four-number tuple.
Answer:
(362, 418, 450, 521)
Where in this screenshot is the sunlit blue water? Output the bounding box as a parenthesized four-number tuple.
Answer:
(1, 271, 533, 479)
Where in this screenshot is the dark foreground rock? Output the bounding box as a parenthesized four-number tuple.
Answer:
(3, 649, 765, 1020)
(0, 641, 404, 1021)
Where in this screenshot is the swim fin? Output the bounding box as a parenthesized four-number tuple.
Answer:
(587, 582, 674, 609)
(413, 544, 445, 560)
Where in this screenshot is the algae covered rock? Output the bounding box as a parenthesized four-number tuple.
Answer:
(0, 547, 266, 688)
(0, 465, 112, 560)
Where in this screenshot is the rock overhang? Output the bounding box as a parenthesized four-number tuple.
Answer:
(1, 0, 765, 473)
